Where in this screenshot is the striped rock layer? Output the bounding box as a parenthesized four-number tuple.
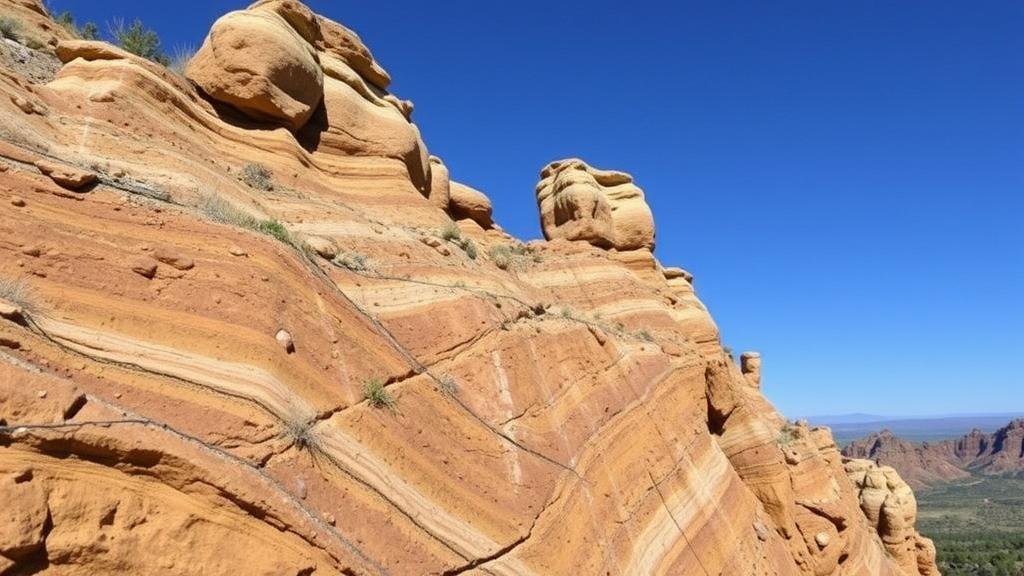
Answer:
(0, 2, 938, 575)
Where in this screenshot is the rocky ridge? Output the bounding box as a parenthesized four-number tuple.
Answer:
(843, 420, 1024, 489)
(0, 1, 938, 574)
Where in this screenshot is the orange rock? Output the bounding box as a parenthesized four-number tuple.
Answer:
(33, 159, 96, 190)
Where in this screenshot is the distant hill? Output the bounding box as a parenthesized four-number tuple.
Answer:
(810, 412, 1024, 445)
(841, 419, 1024, 489)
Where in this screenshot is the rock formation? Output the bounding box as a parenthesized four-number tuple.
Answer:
(535, 158, 655, 251)
(741, 351, 762, 388)
(0, 2, 937, 574)
(844, 420, 1024, 489)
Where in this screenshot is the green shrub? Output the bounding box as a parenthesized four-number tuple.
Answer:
(54, 10, 98, 40)
(197, 194, 290, 245)
(637, 329, 654, 342)
(110, 18, 169, 65)
(241, 163, 273, 191)
(256, 219, 290, 244)
(363, 378, 395, 410)
(0, 16, 23, 41)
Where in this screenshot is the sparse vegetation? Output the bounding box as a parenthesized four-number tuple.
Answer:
(457, 238, 477, 260)
(167, 45, 195, 76)
(918, 477, 1024, 576)
(489, 245, 513, 270)
(0, 276, 40, 319)
(637, 329, 654, 342)
(109, 18, 169, 65)
(0, 16, 23, 42)
(197, 193, 291, 245)
(438, 375, 459, 396)
(777, 422, 799, 446)
(241, 163, 273, 191)
(281, 417, 318, 452)
(255, 219, 291, 244)
(439, 221, 462, 241)
(54, 10, 98, 40)
(363, 378, 395, 410)
(333, 252, 368, 272)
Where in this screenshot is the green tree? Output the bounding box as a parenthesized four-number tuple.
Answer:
(110, 18, 169, 65)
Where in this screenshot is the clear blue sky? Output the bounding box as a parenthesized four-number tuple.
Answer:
(50, 1, 1023, 418)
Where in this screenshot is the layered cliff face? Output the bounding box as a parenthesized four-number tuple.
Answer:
(844, 420, 1024, 489)
(0, 2, 938, 575)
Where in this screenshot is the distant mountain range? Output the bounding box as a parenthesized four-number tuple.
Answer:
(840, 419, 1024, 489)
(809, 412, 1024, 445)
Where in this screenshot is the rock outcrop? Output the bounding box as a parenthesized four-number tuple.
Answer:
(844, 420, 1024, 489)
(0, 2, 937, 575)
(535, 158, 655, 251)
(844, 460, 940, 576)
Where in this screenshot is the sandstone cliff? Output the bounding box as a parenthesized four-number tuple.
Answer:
(843, 420, 1024, 489)
(0, 2, 938, 574)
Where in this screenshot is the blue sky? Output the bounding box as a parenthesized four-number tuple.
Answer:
(50, 1, 1023, 417)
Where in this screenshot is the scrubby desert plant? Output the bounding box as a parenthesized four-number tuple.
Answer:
(333, 252, 368, 272)
(0, 276, 40, 319)
(439, 221, 462, 241)
(457, 238, 477, 260)
(637, 329, 654, 342)
(281, 417, 318, 452)
(363, 378, 395, 410)
(110, 18, 169, 65)
(241, 163, 273, 191)
(54, 10, 98, 40)
(167, 45, 195, 76)
(197, 194, 291, 245)
(0, 16, 23, 42)
(489, 245, 513, 270)
(255, 219, 290, 244)
(438, 374, 459, 396)
(777, 423, 799, 447)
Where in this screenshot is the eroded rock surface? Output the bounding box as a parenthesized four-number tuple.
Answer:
(0, 2, 938, 575)
(536, 158, 656, 251)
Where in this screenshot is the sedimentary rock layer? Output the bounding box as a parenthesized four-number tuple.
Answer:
(0, 2, 937, 574)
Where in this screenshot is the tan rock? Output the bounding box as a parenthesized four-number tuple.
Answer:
(275, 328, 295, 353)
(303, 236, 337, 259)
(426, 156, 451, 210)
(129, 258, 158, 279)
(741, 351, 762, 388)
(0, 475, 49, 559)
(34, 159, 97, 190)
(449, 181, 493, 229)
(662, 266, 693, 283)
(535, 158, 655, 251)
(187, 8, 324, 131)
(153, 248, 195, 271)
(0, 298, 24, 322)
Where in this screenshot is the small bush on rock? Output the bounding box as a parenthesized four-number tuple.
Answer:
(364, 378, 395, 410)
(110, 18, 169, 65)
(0, 16, 23, 42)
(439, 221, 462, 241)
(0, 276, 40, 319)
(241, 163, 273, 191)
(54, 11, 98, 40)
